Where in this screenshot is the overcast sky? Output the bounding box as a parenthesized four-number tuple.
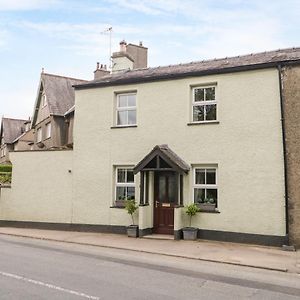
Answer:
(0, 0, 299, 119)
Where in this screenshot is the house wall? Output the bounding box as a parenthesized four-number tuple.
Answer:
(33, 116, 66, 149)
(73, 68, 286, 238)
(14, 130, 34, 151)
(0, 144, 13, 164)
(282, 65, 300, 247)
(0, 150, 73, 223)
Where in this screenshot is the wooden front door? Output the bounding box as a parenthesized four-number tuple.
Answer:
(153, 171, 177, 234)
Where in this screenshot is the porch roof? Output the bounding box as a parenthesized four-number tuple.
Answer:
(133, 145, 190, 175)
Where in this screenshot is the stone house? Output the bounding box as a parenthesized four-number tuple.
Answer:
(0, 117, 30, 164)
(31, 72, 87, 149)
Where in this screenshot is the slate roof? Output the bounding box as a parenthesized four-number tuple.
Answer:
(0, 118, 27, 144)
(41, 73, 87, 116)
(133, 144, 190, 174)
(75, 47, 300, 89)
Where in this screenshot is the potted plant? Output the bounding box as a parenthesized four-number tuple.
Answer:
(182, 203, 200, 240)
(125, 199, 139, 237)
(199, 198, 216, 211)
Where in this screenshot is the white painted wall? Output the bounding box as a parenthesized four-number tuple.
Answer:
(73, 68, 285, 236)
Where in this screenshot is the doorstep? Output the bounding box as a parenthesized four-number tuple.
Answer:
(142, 234, 174, 241)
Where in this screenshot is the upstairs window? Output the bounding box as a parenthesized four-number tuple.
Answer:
(41, 93, 47, 107)
(116, 93, 136, 126)
(115, 167, 135, 206)
(37, 127, 42, 142)
(192, 86, 217, 122)
(46, 122, 51, 139)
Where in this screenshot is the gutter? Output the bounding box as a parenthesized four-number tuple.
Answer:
(277, 64, 289, 245)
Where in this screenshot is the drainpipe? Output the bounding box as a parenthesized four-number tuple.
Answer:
(277, 64, 289, 245)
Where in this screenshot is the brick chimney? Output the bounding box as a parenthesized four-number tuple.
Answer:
(94, 62, 109, 80)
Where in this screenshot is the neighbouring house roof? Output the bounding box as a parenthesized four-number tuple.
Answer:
(0, 117, 28, 144)
(75, 47, 300, 89)
(32, 73, 87, 126)
(133, 144, 190, 174)
(64, 105, 75, 117)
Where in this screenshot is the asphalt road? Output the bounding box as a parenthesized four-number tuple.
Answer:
(0, 235, 299, 299)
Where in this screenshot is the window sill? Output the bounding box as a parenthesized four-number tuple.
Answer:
(139, 203, 149, 207)
(187, 121, 219, 126)
(111, 125, 137, 129)
(200, 210, 220, 214)
(110, 206, 125, 209)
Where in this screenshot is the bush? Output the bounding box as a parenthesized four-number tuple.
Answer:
(124, 199, 138, 225)
(185, 203, 200, 227)
(0, 173, 11, 184)
(0, 165, 12, 173)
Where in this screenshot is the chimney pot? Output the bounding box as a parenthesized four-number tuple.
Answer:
(139, 41, 143, 46)
(119, 40, 127, 52)
(96, 62, 100, 69)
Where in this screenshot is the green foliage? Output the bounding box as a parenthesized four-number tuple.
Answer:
(124, 199, 138, 225)
(0, 165, 12, 173)
(0, 172, 11, 184)
(185, 203, 200, 227)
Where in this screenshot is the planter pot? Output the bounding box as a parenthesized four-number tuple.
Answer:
(199, 203, 216, 212)
(127, 225, 139, 238)
(182, 227, 198, 240)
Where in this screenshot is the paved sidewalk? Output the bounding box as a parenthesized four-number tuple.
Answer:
(0, 227, 299, 274)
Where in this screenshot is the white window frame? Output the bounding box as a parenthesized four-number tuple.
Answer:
(45, 122, 51, 139)
(191, 85, 217, 123)
(115, 167, 136, 205)
(41, 93, 47, 107)
(36, 127, 42, 142)
(116, 93, 137, 127)
(193, 167, 218, 206)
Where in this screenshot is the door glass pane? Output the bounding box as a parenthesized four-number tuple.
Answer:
(206, 189, 217, 203)
(194, 188, 205, 203)
(116, 186, 126, 200)
(127, 187, 135, 200)
(205, 104, 217, 120)
(206, 169, 216, 184)
(118, 95, 127, 107)
(158, 176, 166, 202)
(128, 110, 136, 124)
(195, 169, 205, 184)
(117, 111, 127, 125)
(168, 174, 176, 203)
(194, 88, 204, 102)
(193, 106, 204, 121)
(127, 94, 136, 106)
(205, 87, 215, 101)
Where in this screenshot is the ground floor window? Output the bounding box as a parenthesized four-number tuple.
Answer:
(115, 167, 135, 206)
(193, 167, 218, 208)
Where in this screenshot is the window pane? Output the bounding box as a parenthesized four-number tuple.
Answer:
(117, 169, 126, 183)
(206, 189, 217, 203)
(118, 95, 127, 107)
(206, 169, 216, 184)
(116, 186, 126, 200)
(194, 88, 204, 102)
(127, 170, 134, 183)
(205, 87, 215, 101)
(193, 106, 204, 122)
(127, 95, 136, 106)
(128, 110, 136, 125)
(194, 188, 205, 203)
(195, 169, 205, 184)
(117, 111, 127, 125)
(127, 187, 135, 200)
(205, 104, 217, 121)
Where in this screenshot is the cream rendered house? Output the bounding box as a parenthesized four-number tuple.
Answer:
(71, 47, 300, 246)
(1, 45, 300, 247)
